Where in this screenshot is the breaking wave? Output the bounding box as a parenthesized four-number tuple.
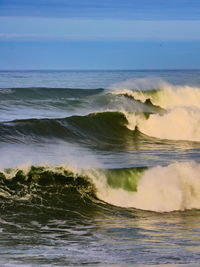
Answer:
(126, 107, 200, 142)
(1, 161, 200, 212)
(110, 79, 200, 142)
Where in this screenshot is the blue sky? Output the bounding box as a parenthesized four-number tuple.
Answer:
(0, 0, 200, 69)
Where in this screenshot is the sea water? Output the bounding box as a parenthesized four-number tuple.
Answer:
(0, 70, 200, 266)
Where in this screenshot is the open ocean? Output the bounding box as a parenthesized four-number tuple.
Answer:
(0, 70, 200, 266)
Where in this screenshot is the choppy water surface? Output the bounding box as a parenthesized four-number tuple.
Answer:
(0, 70, 200, 266)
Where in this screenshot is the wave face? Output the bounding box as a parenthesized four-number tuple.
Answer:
(0, 112, 134, 146)
(1, 162, 200, 212)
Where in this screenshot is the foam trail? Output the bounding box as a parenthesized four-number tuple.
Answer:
(91, 162, 200, 212)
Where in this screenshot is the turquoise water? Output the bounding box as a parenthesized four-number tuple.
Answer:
(0, 70, 200, 266)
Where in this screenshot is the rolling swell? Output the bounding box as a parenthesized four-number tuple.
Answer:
(0, 111, 137, 146)
(0, 87, 104, 100)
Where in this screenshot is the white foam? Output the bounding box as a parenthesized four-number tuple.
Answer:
(110, 77, 200, 109)
(146, 85, 200, 109)
(126, 107, 200, 142)
(92, 162, 200, 212)
(109, 77, 200, 142)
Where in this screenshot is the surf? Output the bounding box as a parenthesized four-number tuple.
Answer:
(1, 161, 200, 213)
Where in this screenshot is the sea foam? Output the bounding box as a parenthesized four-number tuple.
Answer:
(110, 78, 200, 142)
(93, 161, 200, 212)
(126, 107, 200, 141)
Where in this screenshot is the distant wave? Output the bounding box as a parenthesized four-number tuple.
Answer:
(0, 87, 104, 100)
(1, 83, 200, 142)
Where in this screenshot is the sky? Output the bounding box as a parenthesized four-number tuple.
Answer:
(0, 0, 200, 70)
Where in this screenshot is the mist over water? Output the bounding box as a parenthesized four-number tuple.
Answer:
(1, 70, 200, 266)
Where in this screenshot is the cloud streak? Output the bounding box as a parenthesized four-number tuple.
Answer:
(1, 17, 200, 41)
(1, 0, 200, 20)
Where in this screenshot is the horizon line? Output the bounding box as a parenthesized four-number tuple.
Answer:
(0, 68, 200, 72)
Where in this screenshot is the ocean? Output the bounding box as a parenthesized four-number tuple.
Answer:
(0, 70, 200, 266)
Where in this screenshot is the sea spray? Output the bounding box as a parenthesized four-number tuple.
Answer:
(109, 77, 167, 92)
